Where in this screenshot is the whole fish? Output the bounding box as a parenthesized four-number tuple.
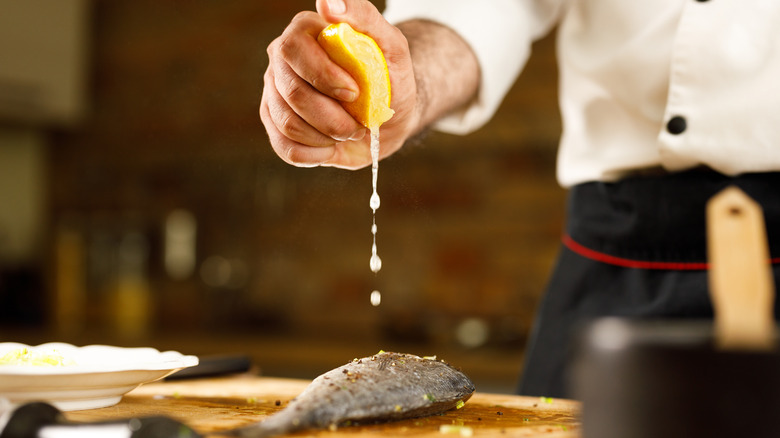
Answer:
(225, 351, 475, 437)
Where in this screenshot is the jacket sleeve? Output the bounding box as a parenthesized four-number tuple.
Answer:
(383, 0, 565, 135)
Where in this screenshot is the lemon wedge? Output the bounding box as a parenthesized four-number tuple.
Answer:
(318, 23, 394, 129)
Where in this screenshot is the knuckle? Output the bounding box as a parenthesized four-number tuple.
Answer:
(266, 36, 280, 58)
(278, 11, 318, 59)
(291, 10, 314, 24)
(258, 103, 267, 124)
(308, 74, 326, 94)
(282, 78, 310, 108)
(263, 67, 274, 87)
(283, 146, 306, 165)
(276, 142, 302, 166)
(276, 34, 296, 61)
(276, 111, 306, 140)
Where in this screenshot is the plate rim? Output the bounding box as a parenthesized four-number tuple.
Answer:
(0, 342, 198, 375)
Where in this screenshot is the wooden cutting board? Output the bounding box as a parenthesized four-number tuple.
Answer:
(65, 375, 581, 437)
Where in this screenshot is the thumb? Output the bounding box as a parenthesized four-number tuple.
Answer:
(316, 0, 386, 34)
(316, 0, 347, 19)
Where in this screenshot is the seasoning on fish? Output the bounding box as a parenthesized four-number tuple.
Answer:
(224, 352, 475, 437)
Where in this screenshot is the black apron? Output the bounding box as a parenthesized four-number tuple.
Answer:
(517, 170, 780, 398)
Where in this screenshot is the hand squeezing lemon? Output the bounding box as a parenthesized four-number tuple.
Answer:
(318, 22, 394, 129)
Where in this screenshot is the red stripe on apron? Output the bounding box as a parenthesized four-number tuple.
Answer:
(563, 234, 780, 270)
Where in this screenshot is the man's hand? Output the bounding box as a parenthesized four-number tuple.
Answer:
(260, 0, 418, 169)
(260, 0, 479, 169)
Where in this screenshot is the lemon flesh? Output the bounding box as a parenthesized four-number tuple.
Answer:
(318, 23, 394, 129)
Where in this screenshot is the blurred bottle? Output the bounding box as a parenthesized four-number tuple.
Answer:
(114, 230, 151, 340)
(164, 209, 196, 280)
(53, 217, 86, 337)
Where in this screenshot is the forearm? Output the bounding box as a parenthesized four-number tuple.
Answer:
(395, 19, 480, 135)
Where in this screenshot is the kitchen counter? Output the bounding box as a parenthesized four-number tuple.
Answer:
(65, 375, 581, 437)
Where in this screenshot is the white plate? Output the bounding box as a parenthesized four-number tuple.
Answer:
(0, 342, 198, 411)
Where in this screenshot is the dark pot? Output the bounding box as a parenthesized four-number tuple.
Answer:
(573, 317, 780, 438)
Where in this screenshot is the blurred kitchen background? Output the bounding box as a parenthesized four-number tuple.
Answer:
(0, 0, 564, 393)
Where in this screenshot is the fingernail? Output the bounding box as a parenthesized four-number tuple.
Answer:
(327, 0, 346, 15)
(334, 88, 357, 102)
(349, 129, 366, 141)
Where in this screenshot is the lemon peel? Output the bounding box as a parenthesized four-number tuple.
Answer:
(318, 23, 394, 129)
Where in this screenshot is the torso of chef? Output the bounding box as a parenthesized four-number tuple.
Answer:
(383, 0, 780, 187)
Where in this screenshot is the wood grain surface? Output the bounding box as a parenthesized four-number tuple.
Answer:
(65, 375, 581, 437)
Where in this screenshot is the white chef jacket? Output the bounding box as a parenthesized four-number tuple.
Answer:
(383, 0, 780, 187)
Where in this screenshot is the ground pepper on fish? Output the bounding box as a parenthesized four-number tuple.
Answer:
(225, 352, 475, 438)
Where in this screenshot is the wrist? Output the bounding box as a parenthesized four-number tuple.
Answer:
(395, 19, 480, 133)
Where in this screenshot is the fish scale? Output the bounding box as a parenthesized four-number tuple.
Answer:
(225, 352, 476, 437)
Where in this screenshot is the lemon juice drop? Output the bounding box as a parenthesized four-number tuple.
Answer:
(370, 290, 382, 307)
(369, 128, 382, 275)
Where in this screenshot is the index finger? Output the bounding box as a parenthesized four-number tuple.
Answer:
(277, 11, 359, 103)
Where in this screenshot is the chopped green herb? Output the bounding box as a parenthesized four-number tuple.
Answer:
(455, 400, 465, 409)
(540, 396, 554, 404)
(424, 393, 437, 402)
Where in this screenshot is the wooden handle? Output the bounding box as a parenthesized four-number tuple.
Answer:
(707, 186, 775, 350)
